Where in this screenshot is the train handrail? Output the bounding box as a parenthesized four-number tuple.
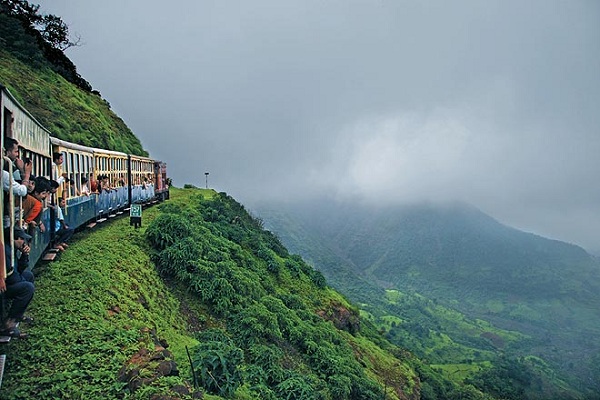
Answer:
(2, 155, 16, 277)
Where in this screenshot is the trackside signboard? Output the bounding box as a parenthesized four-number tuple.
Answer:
(130, 204, 142, 228)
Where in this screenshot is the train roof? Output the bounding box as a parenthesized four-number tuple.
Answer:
(0, 84, 52, 136)
(50, 136, 98, 154)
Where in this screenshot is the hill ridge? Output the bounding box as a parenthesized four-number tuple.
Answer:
(254, 198, 600, 398)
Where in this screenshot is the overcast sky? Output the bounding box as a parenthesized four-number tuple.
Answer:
(38, 1, 600, 251)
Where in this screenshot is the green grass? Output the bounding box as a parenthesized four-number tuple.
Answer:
(3, 191, 201, 399)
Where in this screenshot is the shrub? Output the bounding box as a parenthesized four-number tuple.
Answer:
(156, 237, 200, 277)
(192, 329, 244, 398)
(146, 213, 194, 251)
(275, 375, 317, 400)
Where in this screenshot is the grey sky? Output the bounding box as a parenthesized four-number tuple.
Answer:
(38, 1, 600, 251)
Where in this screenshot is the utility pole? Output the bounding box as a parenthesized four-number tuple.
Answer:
(205, 172, 209, 188)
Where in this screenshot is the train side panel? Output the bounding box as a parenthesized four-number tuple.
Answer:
(128, 154, 155, 204)
(154, 161, 169, 201)
(93, 148, 129, 218)
(1, 86, 52, 266)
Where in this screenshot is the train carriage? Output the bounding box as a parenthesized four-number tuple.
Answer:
(1, 83, 170, 267)
(154, 161, 169, 201)
(50, 138, 97, 228)
(92, 148, 129, 219)
(129, 154, 155, 204)
(1, 86, 52, 180)
(1, 85, 53, 265)
(1, 83, 169, 382)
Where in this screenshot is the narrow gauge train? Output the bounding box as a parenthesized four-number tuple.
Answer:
(0, 84, 169, 386)
(0, 84, 169, 267)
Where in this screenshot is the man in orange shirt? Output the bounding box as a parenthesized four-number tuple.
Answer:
(22, 177, 50, 233)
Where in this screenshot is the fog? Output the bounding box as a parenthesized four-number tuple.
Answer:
(38, 0, 600, 251)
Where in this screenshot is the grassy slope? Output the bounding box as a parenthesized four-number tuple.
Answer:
(0, 14, 147, 156)
(3, 189, 199, 399)
(2, 188, 427, 400)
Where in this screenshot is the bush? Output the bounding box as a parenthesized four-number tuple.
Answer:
(156, 237, 200, 277)
(146, 213, 194, 250)
(192, 329, 244, 398)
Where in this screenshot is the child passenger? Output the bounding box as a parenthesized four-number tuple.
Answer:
(52, 197, 74, 252)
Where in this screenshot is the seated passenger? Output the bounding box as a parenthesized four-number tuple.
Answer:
(89, 174, 98, 193)
(66, 175, 79, 197)
(0, 227, 35, 339)
(22, 177, 50, 233)
(3, 137, 28, 182)
(2, 155, 33, 228)
(80, 176, 91, 196)
(52, 196, 74, 252)
(98, 175, 112, 193)
(52, 152, 69, 185)
(117, 175, 126, 188)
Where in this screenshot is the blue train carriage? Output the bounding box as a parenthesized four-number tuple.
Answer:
(1, 85, 52, 266)
(128, 154, 156, 205)
(50, 137, 98, 228)
(154, 160, 169, 201)
(92, 148, 129, 221)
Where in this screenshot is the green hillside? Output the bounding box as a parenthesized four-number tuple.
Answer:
(255, 200, 600, 399)
(2, 188, 496, 400)
(0, 8, 147, 155)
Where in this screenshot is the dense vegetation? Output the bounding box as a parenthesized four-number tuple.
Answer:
(0, 3, 148, 155)
(255, 200, 600, 399)
(3, 188, 470, 399)
(145, 190, 422, 399)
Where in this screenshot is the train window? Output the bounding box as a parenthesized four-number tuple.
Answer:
(75, 154, 81, 194)
(3, 108, 13, 137)
(68, 152, 74, 178)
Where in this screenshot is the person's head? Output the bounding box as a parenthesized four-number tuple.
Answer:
(59, 196, 67, 208)
(81, 176, 88, 184)
(49, 180, 60, 194)
(3, 137, 19, 161)
(53, 152, 64, 165)
(25, 179, 35, 193)
(32, 176, 50, 200)
(11, 227, 31, 250)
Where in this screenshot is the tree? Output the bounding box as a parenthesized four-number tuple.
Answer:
(39, 13, 81, 50)
(0, 0, 80, 50)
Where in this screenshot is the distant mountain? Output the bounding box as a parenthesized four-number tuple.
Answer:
(253, 199, 600, 398)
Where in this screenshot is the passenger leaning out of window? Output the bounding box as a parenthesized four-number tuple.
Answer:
(0, 227, 35, 340)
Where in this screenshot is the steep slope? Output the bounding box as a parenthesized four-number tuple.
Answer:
(0, 11, 147, 155)
(254, 199, 600, 398)
(4, 188, 489, 400)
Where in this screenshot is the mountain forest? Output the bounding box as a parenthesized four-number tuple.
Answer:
(254, 200, 600, 399)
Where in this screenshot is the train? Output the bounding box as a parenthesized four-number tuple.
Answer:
(0, 83, 169, 268)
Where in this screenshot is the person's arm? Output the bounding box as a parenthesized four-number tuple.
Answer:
(17, 244, 30, 273)
(57, 207, 68, 229)
(0, 245, 6, 293)
(3, 170, 27, 196)
(22, 159, 32, 181)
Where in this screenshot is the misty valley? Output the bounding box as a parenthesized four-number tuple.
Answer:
(256, 200, 600, 399)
